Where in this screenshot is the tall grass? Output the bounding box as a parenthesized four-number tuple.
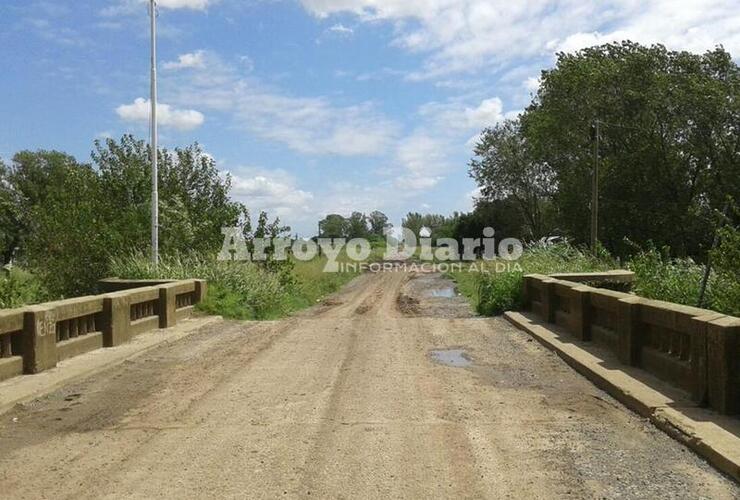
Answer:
(452, 238, 739, 317)
(629, 243, 739, 316)
(109, 253, 287, 319)
(480, 243, 615, 315)
(109, 252, 363, 320)
(0, 268, 49, 309)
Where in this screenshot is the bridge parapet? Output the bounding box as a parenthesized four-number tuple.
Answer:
(522, 273, 739, 416)
(0, 279, 207, 382)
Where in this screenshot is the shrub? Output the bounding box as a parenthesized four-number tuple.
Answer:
(0, 268, 48, 308)
(109, 253, 288, 319)
(474, 242, 615, 316)
(477, 271, 524, 315)
(628, 246, 704, 306)
(628, 236, 739, 317)
(708, 227, 740, 316)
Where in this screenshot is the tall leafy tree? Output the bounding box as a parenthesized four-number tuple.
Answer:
(368, 210, 391, 236)
(520, 42, 739, 257)
(469, 120, 556, 239)
(346, 212, 369, 239)
(92, 135, 247, 256)
(318, 214, 348, 239)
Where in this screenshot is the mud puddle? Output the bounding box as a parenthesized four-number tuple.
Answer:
(429, 287, 456, 298)
(430, 349, 472, 367)
(398, 273, 474, 318)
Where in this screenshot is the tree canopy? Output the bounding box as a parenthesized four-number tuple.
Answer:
(2, 135, 251, 297)
(469, 42, 739, 258)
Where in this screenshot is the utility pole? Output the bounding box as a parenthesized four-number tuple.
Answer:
(590, 119, 600, 251)
(150, 0, 159, 266)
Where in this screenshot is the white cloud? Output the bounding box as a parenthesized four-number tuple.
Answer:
(115, 98, 205, 131)
(230, 168, 314, 220)
(419, 96, 508, 131)
(157, 0, 213, 9)
(463, 97, 504, 129)
(328, 23, 354, 35)
(163, 51, 206, 70)
(166, 52, 400, 156)
(298, 0, 740, 78)
(524, 76, 540, 92)
(393, 132, 451, 191)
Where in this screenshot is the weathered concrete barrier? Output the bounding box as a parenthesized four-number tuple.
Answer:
(522, 273, 739, 415)
(549, 270, 635, 285)
(0, 279, 207, 383)
(98, 278, 179, 292)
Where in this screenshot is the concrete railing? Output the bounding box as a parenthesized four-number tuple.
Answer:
(549, 270, 635, 285)
(523, 273, 739, 415)
(0, 279, 207, 383)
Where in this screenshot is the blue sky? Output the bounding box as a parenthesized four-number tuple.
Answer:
(1, 0, 738, 235)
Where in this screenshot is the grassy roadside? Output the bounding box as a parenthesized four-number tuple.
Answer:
(447, 244, 616, 316)
(109, 251, 377, 320)
(448, 242, 740, 318)
(277, 256, 362, 315)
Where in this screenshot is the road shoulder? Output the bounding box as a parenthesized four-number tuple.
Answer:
(0, 316, 221, 416)
(505, 310, 740, 483)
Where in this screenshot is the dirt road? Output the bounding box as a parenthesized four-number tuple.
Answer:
(0, 271, 737, 499)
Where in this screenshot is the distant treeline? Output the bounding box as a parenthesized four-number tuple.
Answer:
(317, 211, 391, 241)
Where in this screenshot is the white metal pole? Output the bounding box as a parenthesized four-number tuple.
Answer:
(150, 0, 159, 265)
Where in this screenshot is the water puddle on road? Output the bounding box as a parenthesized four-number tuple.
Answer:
(430, 349, 472, 367)
(429, 287, 456, 298)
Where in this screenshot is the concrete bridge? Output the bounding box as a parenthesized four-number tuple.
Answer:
(0, 271, 737, 498)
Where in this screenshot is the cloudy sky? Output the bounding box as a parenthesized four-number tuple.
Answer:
(1, 1, 738, 234)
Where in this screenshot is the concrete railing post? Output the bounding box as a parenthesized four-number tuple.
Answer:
(194, 279, 208, 304)
(22, 306, 57, 374)
(706, 316, 740, 415)
(158, 284, 178, 329)
(688, 313, 723, 404)
(102, 293, 131, 347)
(570, 286, 592, 341)
(541, 279, 557, 323)
(616, 297, 642, 366)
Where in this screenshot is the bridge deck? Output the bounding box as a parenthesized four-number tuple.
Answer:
(0, 271, 736, 498)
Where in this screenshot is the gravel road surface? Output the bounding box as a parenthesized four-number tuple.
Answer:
(0, 271, 737, 499)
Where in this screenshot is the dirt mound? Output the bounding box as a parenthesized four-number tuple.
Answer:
(396, 293, 420, 315)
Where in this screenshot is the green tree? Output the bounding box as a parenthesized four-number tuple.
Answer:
(318, 214, 348, 239)
(0, 160, 23, 265)
(368, 210, 390, 236)
(21, 156, 108, 296)
(521, 42, 739, 257)
(469, 120, 555, 239)
(93, 135, 246, 256)
(346, 212, 369, 239)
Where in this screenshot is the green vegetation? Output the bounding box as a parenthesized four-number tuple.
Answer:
(629, 231, 740, 316)
(449, 243, 615, 316)
(0, 136, 253, 299)
(109, 252, 361, 320)
(466, 42, 738, 258)
(0, 268, 49, 309)
(451, 238, 740, 317)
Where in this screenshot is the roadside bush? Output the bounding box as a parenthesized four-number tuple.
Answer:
(626, 235, 739, 316)
(110, 253, 288, 319)
(477, 271, 524, 316)
(708, 227, 740, 316)
(474, 243, 615, 316)
(0, 268, 48, 309)
(628, 246, 704, 306)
